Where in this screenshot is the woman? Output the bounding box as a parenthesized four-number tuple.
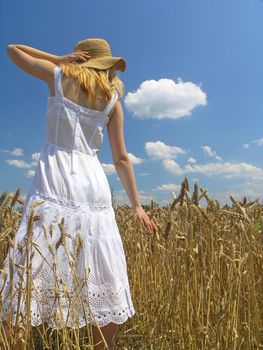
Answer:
(1, 38, 157, 350)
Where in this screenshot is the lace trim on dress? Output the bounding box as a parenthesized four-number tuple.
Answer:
(0, 261, 136, 328)
(26, 190, 113, 212)
(0, 194, 136, 328)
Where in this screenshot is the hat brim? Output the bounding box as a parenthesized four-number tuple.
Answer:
(79, 57, 126, 72)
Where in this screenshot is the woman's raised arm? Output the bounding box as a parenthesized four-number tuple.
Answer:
(6, 44, 90, 81)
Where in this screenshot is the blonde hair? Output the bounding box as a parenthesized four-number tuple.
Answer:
(59, 62, 125, 102)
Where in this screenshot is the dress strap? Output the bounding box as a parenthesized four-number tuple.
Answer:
(54, 66, 64, 98)
(103, 91, 119, 115)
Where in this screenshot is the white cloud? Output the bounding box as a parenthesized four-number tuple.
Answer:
(139, 172, 150, 176)
(32, 152, 40, 161)
(139, 193, 156, 203)
(153, 183, 181, 192)
(26, 169, 36, 178)
(128, 152, 144, 164)
(6, 154, 39, 169)
(252, 137, 263, 146)
(162, 159, 186, 176)
(2, 147, 24, 156)
(243, 137, 263, 149)
(187, 157, 197, 164)
(112, 189, 128, 205)
(201, 145, 222, 161)
(101, 163, 116, 175)
(138, 190, 156, 203)
(163, 159, 263, 180)
(112, 189, 156, 205)
(144, 140, 186, 160)
(214, 186, 263, 206)
(124, 77, 207, 120)
(160, 197, 174, 206)
(6, 159, 32, 168)
(221, 181, 263, 205)
(4, 149, 40, 178)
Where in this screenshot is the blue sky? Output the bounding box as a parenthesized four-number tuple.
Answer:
(1, 0, 263, 206)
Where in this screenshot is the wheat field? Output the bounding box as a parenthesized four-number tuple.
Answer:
(0, 177, 262, 349)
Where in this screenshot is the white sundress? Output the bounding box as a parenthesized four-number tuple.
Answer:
(0, 65, 136, 328)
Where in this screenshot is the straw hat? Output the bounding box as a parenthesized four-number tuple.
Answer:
(74, 38, 126, 72)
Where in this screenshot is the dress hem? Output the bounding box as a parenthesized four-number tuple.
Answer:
(0, 305, 136, 329)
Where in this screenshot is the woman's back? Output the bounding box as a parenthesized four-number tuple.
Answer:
(48, 67, 114, 112)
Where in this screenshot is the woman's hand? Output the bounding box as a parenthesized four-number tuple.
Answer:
(132, 205, 157, 236)
(58, 50, 91, 64)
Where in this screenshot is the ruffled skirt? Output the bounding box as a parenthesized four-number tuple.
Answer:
(0, 190, 136, 328)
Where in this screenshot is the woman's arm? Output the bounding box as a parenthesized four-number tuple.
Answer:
(8, 44, 62, 64)
(6, 44, 58, 81)
(7, 45, 89, 64)
(107, 101, 157, 236)
(6, 44, 90, 81)
(107, 101, 141, 208)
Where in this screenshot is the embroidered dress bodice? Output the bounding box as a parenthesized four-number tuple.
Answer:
(30, 66, 119, 207)
(45, 66, 118, 175)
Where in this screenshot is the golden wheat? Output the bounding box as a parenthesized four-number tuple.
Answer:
(0, 178, 262, 349)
